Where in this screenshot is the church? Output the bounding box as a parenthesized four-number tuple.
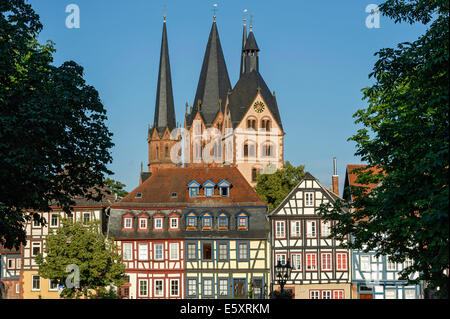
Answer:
(146, 14, 285, 187)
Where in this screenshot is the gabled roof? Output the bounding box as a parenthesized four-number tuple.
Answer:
(152, 21, 176, 136)
(343, 164, 384, 201)
(113, 167, 265, 208)
(186, 21, 231, 128)
(269, 172, 343, 216)
(227, 70, 283, 130)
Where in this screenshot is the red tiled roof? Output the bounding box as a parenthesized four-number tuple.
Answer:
(112, 167, 265, 208)
(346, 164, 384, 200)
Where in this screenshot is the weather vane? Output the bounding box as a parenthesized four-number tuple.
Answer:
(163, 3, 167, 21)
(213, 3, 218, 21)
(243, 9, 248, 23)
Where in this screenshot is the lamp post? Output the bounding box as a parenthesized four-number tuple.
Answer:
(275, 259, 292, 296)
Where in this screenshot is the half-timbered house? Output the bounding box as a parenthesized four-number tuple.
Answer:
(268, 172, 352, 299)
(344, 164, 423, 299)
(0, 246, 21, 299)
(21, 193, 114, 299)
(108, 167, 269, 299)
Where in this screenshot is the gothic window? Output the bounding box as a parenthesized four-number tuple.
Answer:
(252, 168, 258, 182)
(165, 145, 169, 158)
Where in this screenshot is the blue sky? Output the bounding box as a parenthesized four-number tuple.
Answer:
(29, 0, 427, 192)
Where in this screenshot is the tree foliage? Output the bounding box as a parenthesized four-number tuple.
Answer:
(254, 162, 305, 212)
(104, 178, 129, 200)
(0, 0, 114, 250)
(318, 0, 449, 298)
(35, 219, 125, 299)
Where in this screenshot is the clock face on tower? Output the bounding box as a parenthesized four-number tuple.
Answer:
(253, 101, 265, 113)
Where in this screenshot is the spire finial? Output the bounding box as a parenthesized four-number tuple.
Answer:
(163, 3, 167, 22)
(250, 14, 254, 30)
(243, 9, 248, 24)
(213, 3, 218, 21)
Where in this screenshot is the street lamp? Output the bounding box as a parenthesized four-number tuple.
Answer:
(275, 259, 292, 295)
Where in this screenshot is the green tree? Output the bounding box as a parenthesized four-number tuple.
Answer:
(0, 0, 114, 250)
(104, 178, 129, 200)
(255, 162, 305, 211)
(35, 219, 125, 299)
(318, 0, 449, 298)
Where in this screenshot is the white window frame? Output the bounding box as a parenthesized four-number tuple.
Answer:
(124, 217, 133, 229)
(50, 214, 59, 228)
(333, 290, 344, 299)
(276, 253, 287, 266)
(138, 279, 148, 297)
(170, 279, 179, 297)
(291, 253, 302, 271)
(336, 252, 348, 271)
(187, 279, 197, 297)
(218, 278, 228, 297)
(139, 218, 148, 230)
(49, 279, 58, 291)
(290, 220, 301, 237)
(360, 255, 371, 272)
(138, 243, 148, 261)
(321, 220, 331, 237)
(304, 192, 314, 207)
(187, 243, 196, 260)
(154, 279, 164, 297)
(385, 289, 396, 299)
(169, 243, 179, 261)
(218, 243, 228, 261)
(322, 290, 332, 299)
(386, 257, 396, 271)
(31, 242, 41, 257)
(123, 243, 133, 261)
(32, 275, 40, 291)
(203, 279, 213, 297)
(306, 253, 317, 271)
(310, 290, 320, 299)
(7, 258, 15, 269)
(404, 288, 416, 299)
(306, 220, 317, 238)
(154, 218, 163, 230)
(83, 212, 91, 224)
(321, 252, 332, 271)
(275, 220, 286, 238)
(170, 217, 179, 229)
(154, 244, 164, 261)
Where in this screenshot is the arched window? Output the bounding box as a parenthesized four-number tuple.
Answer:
(262, 143, 274, 157)
(244, 142, 256, 158)
(165, 145, 169, 158)
(261, 119, 271, 131)
(247, 118, 256, 130)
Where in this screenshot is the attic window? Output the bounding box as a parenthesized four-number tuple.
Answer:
(171, 192, 178, 198)
(136, 193, 143, 198)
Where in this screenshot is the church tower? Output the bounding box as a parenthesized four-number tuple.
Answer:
(183, 17, 231, 167)
(223, 23, 285, 186)
(147, 17, 180, 170)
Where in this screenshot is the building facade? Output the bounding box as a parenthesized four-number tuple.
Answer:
(108, 167, 270, 299)
(343, 164, 423, 299)
(268, 172, 352, 299)
(21, 194, 114, 299)
(0, 246, 22, 299)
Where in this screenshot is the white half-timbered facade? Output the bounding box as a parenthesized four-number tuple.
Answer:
(269, 172, 352, 299)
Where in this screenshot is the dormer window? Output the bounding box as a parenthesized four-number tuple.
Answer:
(154, 217, 163, 230)
(202, 180, 216, 197)
(218, 180, 231, 197)
(122, 213, 134, 231)
(136, 193, 143, 199)
(186, 212, 197, 230)
(218, 213, 228, 230)
(138, 213, 149, 232)
(188, 180, 200, 198)
(202, 213, 213, 230)
(237, 212, 249, 230)
(169, 212, 180, 231)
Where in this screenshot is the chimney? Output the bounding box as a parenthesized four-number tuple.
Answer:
(332, 157, 339, 196)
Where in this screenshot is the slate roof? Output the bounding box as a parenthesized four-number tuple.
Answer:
(49, 186, 116, 208)
(244, 30, 259, 51)
(112, 167, 266, 208)
(152, 21, 176, 135)
(228, 70, 283, 130)
(186, 21, 231, 128)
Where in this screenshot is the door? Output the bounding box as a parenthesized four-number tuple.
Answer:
(252, 279, 263, 299)
(233, 279, 246, 299)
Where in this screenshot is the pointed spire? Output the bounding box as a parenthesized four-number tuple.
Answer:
(153, 18, 176, 134)
(240, 15, 247, 77)
(191, 20, 231, 126)
(244, 29, 259, 51)
(241, 27, 260, 74)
